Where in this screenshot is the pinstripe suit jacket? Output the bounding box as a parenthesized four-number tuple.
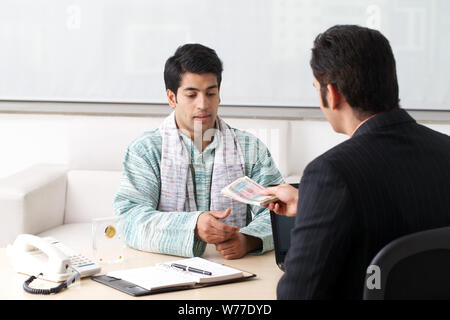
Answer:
(277, 108, 450, 299)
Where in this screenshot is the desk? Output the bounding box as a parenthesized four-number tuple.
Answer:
(0, 244, 283, 300)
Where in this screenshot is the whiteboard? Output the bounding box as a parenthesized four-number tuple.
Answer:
(0, 0, 449, 110)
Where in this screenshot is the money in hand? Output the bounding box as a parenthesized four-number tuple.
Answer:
(221, 176, 278, 207)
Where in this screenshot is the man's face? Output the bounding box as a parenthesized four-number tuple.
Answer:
(167, 72, 220, 139)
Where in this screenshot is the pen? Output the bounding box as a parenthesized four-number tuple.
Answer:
(171, 263, 212, 276)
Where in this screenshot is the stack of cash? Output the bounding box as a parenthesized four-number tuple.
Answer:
(221, 176, 278, 207)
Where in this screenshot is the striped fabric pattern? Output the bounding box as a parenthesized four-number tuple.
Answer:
(113, 127, 284, 257)
(158, 112, 248, 228)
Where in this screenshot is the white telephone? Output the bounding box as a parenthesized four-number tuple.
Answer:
(7, 234, 101, 283)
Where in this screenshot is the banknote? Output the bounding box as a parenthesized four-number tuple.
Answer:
(221, 176, 278, 207)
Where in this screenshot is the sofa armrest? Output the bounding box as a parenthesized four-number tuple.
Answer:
(0, 164, 68, 247)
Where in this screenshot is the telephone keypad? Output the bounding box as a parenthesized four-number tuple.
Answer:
(46, 237, 101, 277)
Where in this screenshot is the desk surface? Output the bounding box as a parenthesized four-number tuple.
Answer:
(0, 244, 283, 300)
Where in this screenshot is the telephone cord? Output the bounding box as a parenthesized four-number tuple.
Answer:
(22, 268, 80, 295)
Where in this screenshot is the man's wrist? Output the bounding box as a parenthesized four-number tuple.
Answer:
(243, 234, 262, 253)
(194, 211, 206, 237)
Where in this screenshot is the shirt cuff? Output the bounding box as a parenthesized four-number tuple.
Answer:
(191, 211, 207, 257)
(239, 228, 274, 255)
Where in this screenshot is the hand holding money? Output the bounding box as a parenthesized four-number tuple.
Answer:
(260, 184, 299, 217)
(221, 176, 278, 207)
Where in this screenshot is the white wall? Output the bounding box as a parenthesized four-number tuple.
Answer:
(0, 112, 449, 180)
(2, 1, 450, 110)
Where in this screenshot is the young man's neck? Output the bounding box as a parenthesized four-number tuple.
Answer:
(180, 129, 214, 152)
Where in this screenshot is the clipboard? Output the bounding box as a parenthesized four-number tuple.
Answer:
(91, 257, 256, 297)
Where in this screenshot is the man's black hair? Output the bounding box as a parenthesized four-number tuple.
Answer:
(164, 43, 223, 95)
(310, 25, 400, 116)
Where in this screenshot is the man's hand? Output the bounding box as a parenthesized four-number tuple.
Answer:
(215, 233, 262, 260)
(261, 184, 299, 217)
(195, 208, 239, 244)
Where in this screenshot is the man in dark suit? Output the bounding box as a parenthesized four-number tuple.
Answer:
(263, 25, 450, 299)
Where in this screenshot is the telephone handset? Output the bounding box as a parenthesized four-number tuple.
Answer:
(7, 234, 101, 285)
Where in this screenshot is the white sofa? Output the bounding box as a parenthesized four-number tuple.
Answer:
(0, 114, 347, 247)
(1, 111, 449, 248)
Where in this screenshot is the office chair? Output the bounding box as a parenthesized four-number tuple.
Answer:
(363, 226, 450, 300)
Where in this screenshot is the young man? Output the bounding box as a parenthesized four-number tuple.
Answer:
(263, 25, 450, 299)
(113, 44, 284, 259)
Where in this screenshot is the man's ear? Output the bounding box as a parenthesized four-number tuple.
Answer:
(327, 84, 341, 110)
(167, 89, 177, 109)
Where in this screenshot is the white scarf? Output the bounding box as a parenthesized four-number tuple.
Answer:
(158, 111, 247, 228)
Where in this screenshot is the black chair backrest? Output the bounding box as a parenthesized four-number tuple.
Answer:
(363, 226, 450, 300)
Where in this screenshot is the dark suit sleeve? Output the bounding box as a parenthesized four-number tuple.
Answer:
(277, 158, 355, 299)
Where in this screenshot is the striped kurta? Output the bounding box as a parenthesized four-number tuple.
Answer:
(113, 127, 284, 257)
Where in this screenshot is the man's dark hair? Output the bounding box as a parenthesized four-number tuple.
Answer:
(164, 43, 223, 95)
(310, 25, 400, 116)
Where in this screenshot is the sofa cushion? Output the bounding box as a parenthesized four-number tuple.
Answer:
(64, 170, 122, 223)
(67, 116, 165, 171)
(63, 117, 290, 224)
(66, 115, 289, 177)
(38, 222, 92, 248)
